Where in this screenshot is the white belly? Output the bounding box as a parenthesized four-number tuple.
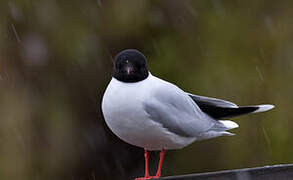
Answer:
(103, 105, 196, 150)
(102, 78, 196, 150)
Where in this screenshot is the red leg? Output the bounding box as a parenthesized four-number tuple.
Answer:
(144, 149, 150, 178)
(155, 148, 165, 177)
(135, 149, 150, 180)
(136, 148, 166, 180)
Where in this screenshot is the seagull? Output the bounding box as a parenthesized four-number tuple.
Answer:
(102, 49, 274, 180)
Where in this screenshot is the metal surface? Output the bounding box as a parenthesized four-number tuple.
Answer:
(156, 164, 293, 180)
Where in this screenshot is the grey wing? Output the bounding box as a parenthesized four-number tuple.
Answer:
(187, 93, 261, 119)
(143, 84, 216, 137)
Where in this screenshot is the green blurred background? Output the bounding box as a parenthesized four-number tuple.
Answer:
(0, 0, 292, 179)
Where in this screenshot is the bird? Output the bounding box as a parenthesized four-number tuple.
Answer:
(101, 49, 275, 180)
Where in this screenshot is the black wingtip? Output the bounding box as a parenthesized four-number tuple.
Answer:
(198, 105, 259, 119)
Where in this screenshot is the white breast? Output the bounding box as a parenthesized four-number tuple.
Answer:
(102, 75, 196, 150)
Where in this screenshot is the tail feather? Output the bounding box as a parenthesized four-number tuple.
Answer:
(221, 131, 235, 136)
(219, 120, 239, 129)
(252, 104, 275, 113)
(209, 120, 239, 132)
(199, 104, 275, 119)
(197, 130, 235, 141)
(197, 105, 274, 141)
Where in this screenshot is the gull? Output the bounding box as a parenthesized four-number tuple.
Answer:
(102, 49, 274, 179)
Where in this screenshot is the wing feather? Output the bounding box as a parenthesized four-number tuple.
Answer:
(187, 93, 273, 119)
(143, 80, 216, 137)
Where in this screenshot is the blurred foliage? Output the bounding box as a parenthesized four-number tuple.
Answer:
(0, 0, 292, 179)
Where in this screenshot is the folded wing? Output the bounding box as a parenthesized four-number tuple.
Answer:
(188, 93, 274, 119)
(143, 83, 217, 137)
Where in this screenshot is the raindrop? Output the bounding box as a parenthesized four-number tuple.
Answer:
(264, 16, 274, 34)
(11, 23, 21, 43)
(262, 127, 272, 153)
(97, 0, 102, 7)
(255, 66, 264, 81)
(9, 2, 23, 21)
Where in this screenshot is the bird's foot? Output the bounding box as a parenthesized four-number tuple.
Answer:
(135, 176, 160, 180)
(149, 175, 160, 179)
(135, 177, 150, 180)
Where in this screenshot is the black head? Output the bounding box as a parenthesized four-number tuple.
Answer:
(113, 49, 149, 83)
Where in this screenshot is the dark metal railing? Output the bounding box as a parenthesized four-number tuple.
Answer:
(155, 164, 293, 180)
